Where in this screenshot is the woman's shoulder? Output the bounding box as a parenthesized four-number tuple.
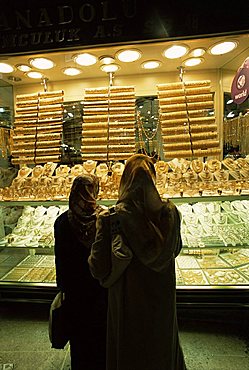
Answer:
(54, 210, 69, 227)
(162, 198, 176, 209)
(161, 199, 179, 217)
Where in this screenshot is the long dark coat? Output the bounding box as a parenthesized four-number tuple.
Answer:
(54, 210, 107, 368)
(89, 199, 186, 370)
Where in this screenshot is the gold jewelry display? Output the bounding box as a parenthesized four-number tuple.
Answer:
(70, 164, 84, 177)
(198, 168, 213, 182)
(43, 162, 57, 177)
(96, 163, 109, 177)
(240, 168, 249, 179)
(155, 160, 169, 174)
(111, 162, 125, 195)
(112, 162, 125, 175)
(206, 159, 221, 172)
(81, 84, 136, 162)
(136, 109, 160, 156)
(11, 90, 64, 165)
(55, 165, 70, 177)
(213, 169, 229, 182)
(96, 162, 111, 198)
(222, 157, 238, 171)
(191, 159, 204, 174)
(168, 171, 182, 183)
(157, 78, 221, 159)
(49, 176, 66, 199)
(82, 160, 97, 174)
(0, 127, 11, 159)
(223, 115, 249, 156)
(183, 169, 198, 184)
(154, 161, 168, 195)
(236, 158, 249, 169)
(65, 175, 76, 195)
(17, 165, 32, 178)
(32, 165, 44, 178)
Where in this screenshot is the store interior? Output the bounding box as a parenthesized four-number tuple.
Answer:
(0, 32, 249, 161)
(0, 31, 249, 302)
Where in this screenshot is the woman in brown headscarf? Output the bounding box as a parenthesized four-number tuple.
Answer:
(88, 154, 186, 370)
(54, 174, 107, 370)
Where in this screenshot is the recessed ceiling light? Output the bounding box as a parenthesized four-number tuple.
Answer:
(116, 49, 141, 62)
(209, 40, 238, 55)
(189, 48, 206, 57)
(183, 57, 204, 67)
(29, 57, 55, 70)
(0, 63, 14, 73)
(99, 56, 115, 65)
(163, 44, 189, 59)
(74, 53, 97, 66)
(26, 71, 44, 79)
(100, 64, 120, 73)
(141, 60, 162, 69)
(62, 67, 82, 76)
(16, 64, 32, 72)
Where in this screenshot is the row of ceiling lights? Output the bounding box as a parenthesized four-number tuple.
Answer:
(0, 40, 238, 78)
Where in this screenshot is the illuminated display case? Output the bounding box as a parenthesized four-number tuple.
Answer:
(0, 196, 248, 307)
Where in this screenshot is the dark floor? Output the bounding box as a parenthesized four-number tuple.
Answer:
(0, 302, 248, 370)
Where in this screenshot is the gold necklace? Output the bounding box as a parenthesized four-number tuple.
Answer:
(136, 111, 147, 154)
(136, 111, 161, 157)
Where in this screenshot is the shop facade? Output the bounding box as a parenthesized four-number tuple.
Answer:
(0, 0, 249, 306)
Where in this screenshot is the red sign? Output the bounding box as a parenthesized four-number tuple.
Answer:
(231, 57, 249, 105)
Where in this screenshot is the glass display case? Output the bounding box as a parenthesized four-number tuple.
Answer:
(0, 201, 68, 302)
(0, 196, 248, 307)
(174, 195, 249, 308)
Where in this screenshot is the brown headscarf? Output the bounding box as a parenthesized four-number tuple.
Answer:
(68, 174, 101, 246)
(118, 154, 163, 220)
(116, 154, 180, 272)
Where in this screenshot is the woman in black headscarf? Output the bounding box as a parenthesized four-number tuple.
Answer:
(88, 154, 186, 370)
(54, 174, 107, 370)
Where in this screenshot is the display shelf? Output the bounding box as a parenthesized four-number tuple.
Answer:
(0, 246, 54, 253)
(0, 194, 248, 207)
(0, 282, 57, 303)
(170, 194, 249, 204)
(0, 195, 248, 306)
(0, 200, 69, 207)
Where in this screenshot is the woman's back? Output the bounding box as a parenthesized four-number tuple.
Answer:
(89, 154, 186, 370)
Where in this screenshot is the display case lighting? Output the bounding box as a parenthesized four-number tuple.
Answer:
(26, 71, 44, 79)
(16, 64, 32, 72)
(0, 63, 14, 73)
(100, 64, 120, 73)
(29, 57, 55, 70)
(99, 56, 115, 65)
(62, 67, 82, 76)
(189, 48, 206, 57)
(141, 60, 162, 69)
(209, 41, 238, 55)
(74, 53, 97, 66)
(163, 44, 189, 59)
(183, 57, 204, 67)
(116, 49, 141, 62)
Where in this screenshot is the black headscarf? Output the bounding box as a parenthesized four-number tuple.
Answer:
(67, 174, 102, 247)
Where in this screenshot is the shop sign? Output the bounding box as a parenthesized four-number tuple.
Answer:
(0, 0, 249, 55)
(231, 58, 249, 105)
